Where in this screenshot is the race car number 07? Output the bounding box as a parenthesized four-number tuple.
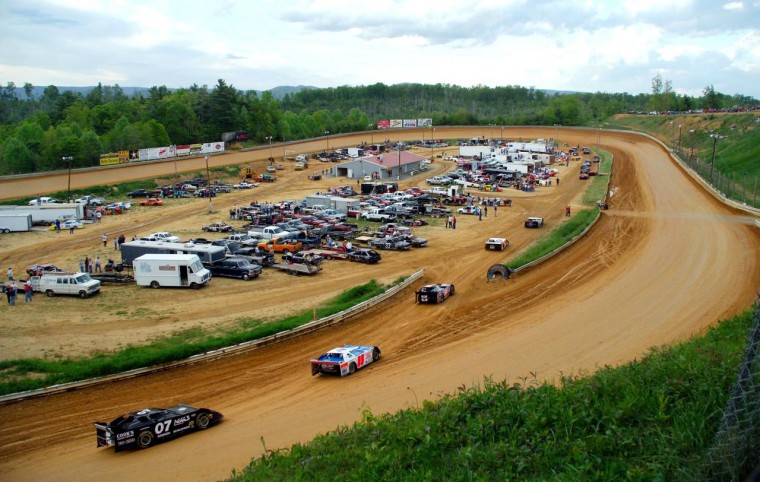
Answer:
(155, 420, 172, 435)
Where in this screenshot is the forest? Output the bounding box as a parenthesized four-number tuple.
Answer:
(0, 77, 756, 175)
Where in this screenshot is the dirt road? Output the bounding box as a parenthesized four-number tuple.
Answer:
(0, 127, 758, 481)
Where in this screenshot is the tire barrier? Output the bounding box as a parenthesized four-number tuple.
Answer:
(487, 264, 512, 281)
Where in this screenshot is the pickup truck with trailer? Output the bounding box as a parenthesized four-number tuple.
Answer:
(254, 173, 276, 182)
(226, 233, 260, 246)
(207, 257, 262, 280)
(247, 225, 288, 240)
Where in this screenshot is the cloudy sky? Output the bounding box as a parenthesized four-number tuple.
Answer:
(1, 0, 759, 99)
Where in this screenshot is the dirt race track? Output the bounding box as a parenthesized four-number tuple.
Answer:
(0, 127, 759, 481)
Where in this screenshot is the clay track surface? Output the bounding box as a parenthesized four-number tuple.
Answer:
(1, 128, 759, 481)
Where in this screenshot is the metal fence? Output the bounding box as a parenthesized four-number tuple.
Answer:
(704, 294, 760, 480)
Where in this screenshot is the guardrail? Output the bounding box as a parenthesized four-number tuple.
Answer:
(0, 269, 425, 404)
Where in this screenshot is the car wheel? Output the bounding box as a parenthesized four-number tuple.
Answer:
(450, 285, 456, 296)
(138, 431, 154, 448)
(196, 412, 211, 430)
(242, 274, 250, 281)
(190, 282, 199, 289)
(373, 347, 381, 361)
(349, 362, 356, 374)
(78, 291, 88, 299)
(45, 289, 54, 297)
(150, 281, 160, 289)
(437, 293, 443, 303)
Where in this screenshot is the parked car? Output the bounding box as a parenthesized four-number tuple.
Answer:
(49, 219, 84, 231)
(143, 232, 180, 243)
(233, 181, 256, 189)
(485, 237, 509, 251)
(94, 404, 223, 452)
(207, 257, 262, 280)
(310, 345, 381, 376)
(524, 217, 544, 228)
(416, 283, 455, 304)
(202, 222, 233, 233)
(346, 248, 382, 264)
(139, 197, 163, 206)
(457, 206, 479, 215)
(579, 172, 590, 180)
(126, 189, 152, 198)
(368, 237, 411, 251)
(25, 263, 64, 276)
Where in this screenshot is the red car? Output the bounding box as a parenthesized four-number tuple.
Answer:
(139, 197, 163, 206)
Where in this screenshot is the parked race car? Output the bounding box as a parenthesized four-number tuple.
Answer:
(139, 197, 163, 206)
(94, 404, 223, 452)
(202, 222, 233, 233)
(49, 219, 84, 231)
(416, 283, 455, 304)
(310, 345, 381, 376)
(25, 263, 64, 276)
(457, 206, 479, 215)
(485, 237, 509, 251)
(346, 248, 382, 264)
(524, 217, 544, 228)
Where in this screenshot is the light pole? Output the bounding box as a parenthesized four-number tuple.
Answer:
(689, 129, 695, 160)
(709, 134, 725, 183)
(204, 155, 212, 211)
(62, 156, 73, 202)
(324, 131, 330, 151)
(430, 127, 435, 160)
(265, 136, 273, 165)
(500, 125, 504, 143)
(397, 144, 401, 181)
(677, 125, 683, 153)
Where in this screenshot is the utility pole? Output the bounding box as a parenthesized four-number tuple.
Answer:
(62, 156, 74, 202)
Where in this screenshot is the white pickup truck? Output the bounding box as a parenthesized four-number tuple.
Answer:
(247, 225, 288, 240)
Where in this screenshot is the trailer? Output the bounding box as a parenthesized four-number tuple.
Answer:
(120, 240, 226, 267)
(300, 248, 348, 260)
(271, 262, 322, 275)
(0, 214, 33, 233)
(0, 204, 85, 225)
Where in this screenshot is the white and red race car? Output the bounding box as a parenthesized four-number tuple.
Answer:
(310, 345, 381, 376)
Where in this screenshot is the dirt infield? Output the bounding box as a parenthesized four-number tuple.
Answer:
(0, 127, 758, 482)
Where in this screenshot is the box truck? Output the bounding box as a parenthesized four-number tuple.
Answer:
(0, 214, 33, 233)
(133, 254, 211, 289)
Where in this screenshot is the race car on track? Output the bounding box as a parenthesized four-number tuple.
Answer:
(524, 217, 544, 228)
(311, 345, 381, 376)
(94, 404, 223, 452)
(416, 283, 455, 304)
(485, 237, 509, 251)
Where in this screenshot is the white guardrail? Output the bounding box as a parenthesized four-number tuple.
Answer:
(0, 269, 425, 403)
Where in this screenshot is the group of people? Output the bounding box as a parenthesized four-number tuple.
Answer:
(79, 256, 102, 273)
(445, 215, 458, 229)
(5, 268, 32, 306)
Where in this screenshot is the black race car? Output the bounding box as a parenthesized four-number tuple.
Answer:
(346, 248, 382, 264)
(95, 404, 222, 451)
(416, 283, 455, 304)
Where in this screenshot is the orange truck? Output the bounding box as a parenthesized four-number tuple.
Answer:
(257, 237, 303, 253)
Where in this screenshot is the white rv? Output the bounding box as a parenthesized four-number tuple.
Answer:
(133, 254, 211, 289)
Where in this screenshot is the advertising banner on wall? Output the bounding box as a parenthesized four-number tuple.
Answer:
(99, 152, 119, 166)
(377, 120, 391, 129)
(201, 142, 225, 154)
(390, 119, 402, 128)
(118, 150, 131, 164)
(403, 119, 417, 127)
(176, 145, 191, 156)
(418, 118, 433, 127)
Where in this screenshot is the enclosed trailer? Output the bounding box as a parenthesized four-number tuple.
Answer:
(0, 214, 33, 233)
(120, 240, 226, 267)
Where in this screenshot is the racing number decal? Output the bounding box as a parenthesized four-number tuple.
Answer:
(154, 420, 172, 435)
(357, 354, 365, 367)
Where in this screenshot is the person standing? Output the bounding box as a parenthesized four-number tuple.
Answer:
(7, 282, 17, 306)
(452, 216, 457, 229)
(69, 223, 75, 234)
(5, 282, 13, 306)
(556, 178, 560, 186)
(96, 211, 102, 223)
(484, 206, 488, 217)
(79, 258, 85, 272)
(565, 205, 571, 217)
(113, 237, 118, 250)
(55, 218, 61, 232)
(478, 208, 483, 221)
(95, 256, 102, 273)
(7, 267, 13, 281)
(102, 233, 108, 247)
(84, 256, 90, 273)
(24, 279, 33, 303)
(494, 205, 497, 217)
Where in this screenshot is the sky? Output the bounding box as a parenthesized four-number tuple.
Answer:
(1, 0, 759, 99)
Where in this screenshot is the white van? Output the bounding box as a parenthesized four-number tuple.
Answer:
(133, 254, 211, 289)
(32, 272, 101, 298)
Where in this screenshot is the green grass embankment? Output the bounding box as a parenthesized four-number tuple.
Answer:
(0, 279, 394, 396)
(230, 308, 756, 481)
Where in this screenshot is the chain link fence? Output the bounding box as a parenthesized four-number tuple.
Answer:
(703, 294, 760, 480)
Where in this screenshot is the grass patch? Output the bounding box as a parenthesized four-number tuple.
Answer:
(229, 308, 756, 481)
(0, 279, 393, 396)
(506, 208, 599, 270)
(582, 149, 613, 206)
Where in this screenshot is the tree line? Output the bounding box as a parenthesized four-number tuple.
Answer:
(0, 78, 755, 175)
